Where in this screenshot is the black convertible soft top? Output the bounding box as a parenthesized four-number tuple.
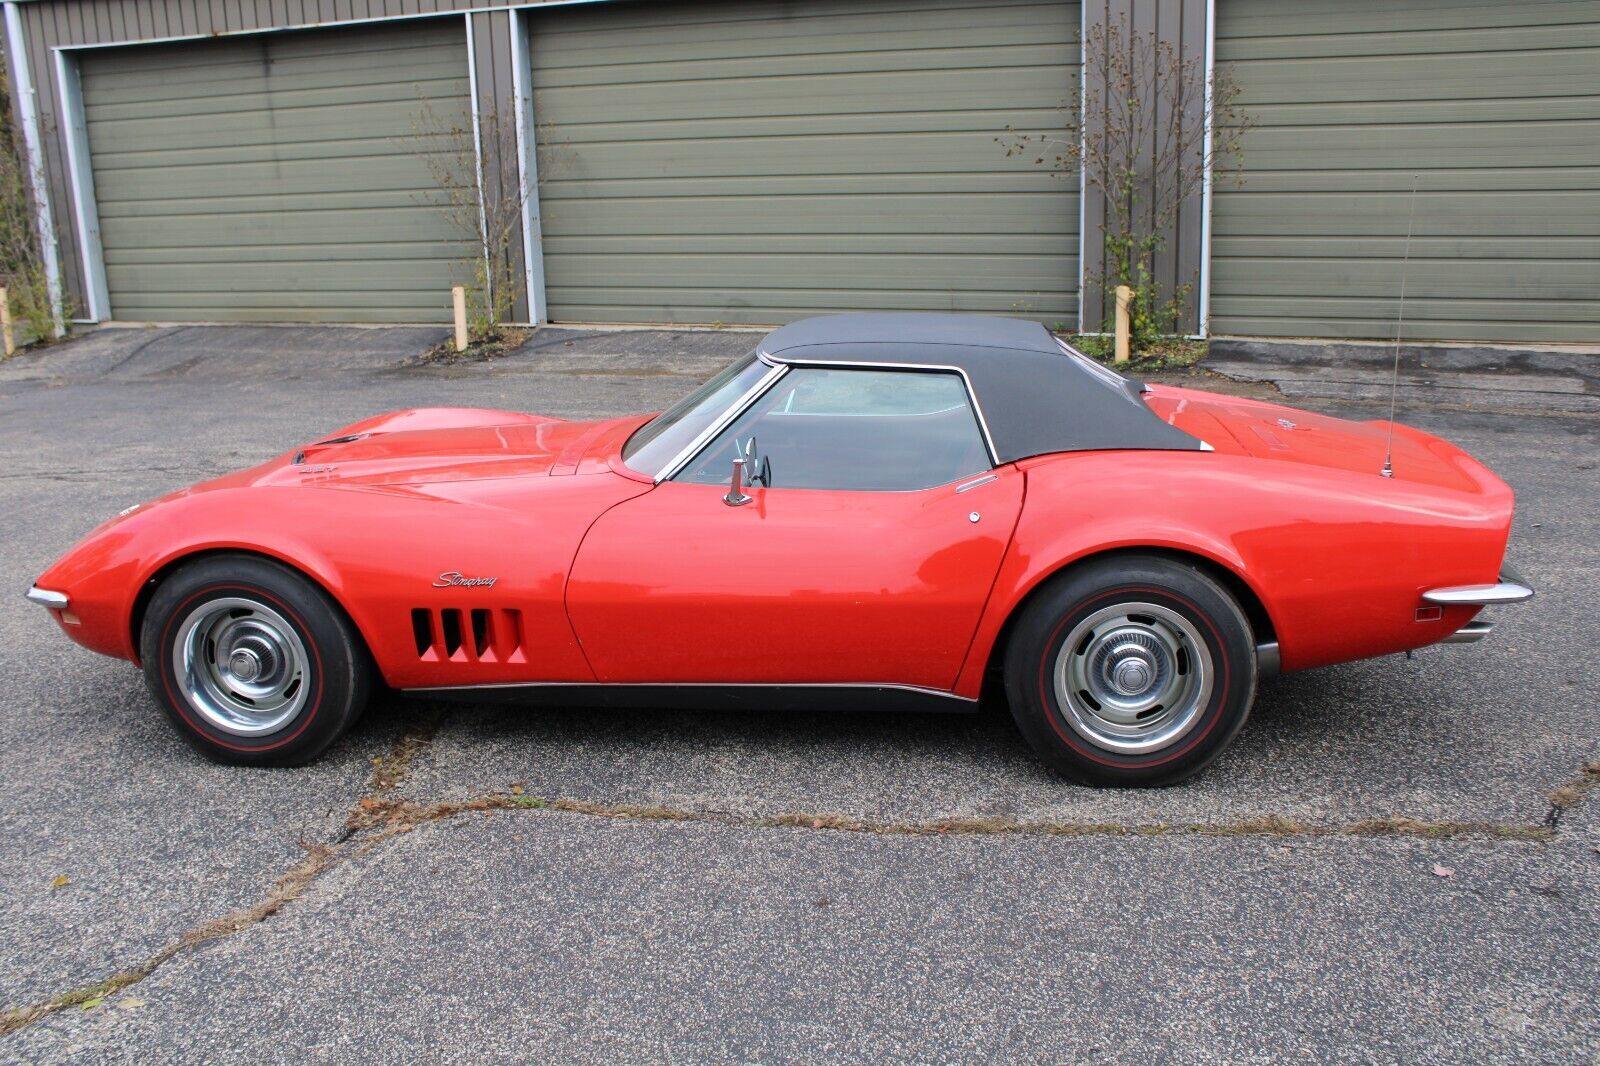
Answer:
(757, 313, 1202, 464)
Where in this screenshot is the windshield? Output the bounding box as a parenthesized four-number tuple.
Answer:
(622, 352, 771, 477)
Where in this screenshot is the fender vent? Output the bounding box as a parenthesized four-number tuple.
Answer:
(411, 608, 525, 664)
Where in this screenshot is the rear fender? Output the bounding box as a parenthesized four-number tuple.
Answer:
(953, 450, 1507, 696)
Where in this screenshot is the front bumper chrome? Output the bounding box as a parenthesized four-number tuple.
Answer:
(25, 586, 69, 610)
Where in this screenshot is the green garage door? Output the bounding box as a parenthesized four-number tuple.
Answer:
(531, 0, 1080, 326)
(81, 20, 474, 323)
(1211, 0, 1600, 342)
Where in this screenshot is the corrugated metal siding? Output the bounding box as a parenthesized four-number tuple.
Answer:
(530, 0, 1080, 326)
(9, 0, 523, 319)
(80, 18, 474, 321)
(1210, 0, 1600, 342)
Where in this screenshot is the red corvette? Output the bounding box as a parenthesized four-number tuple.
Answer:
(26, 314, 1532, 785)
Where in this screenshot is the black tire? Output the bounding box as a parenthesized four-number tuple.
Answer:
(1003, 554, 1257, 787)
(139, 554, 371, 766)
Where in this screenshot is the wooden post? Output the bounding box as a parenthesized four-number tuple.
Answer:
(0, 287, 13, 357)
(1114, 285, 1132, 364)
(452, 286, 468, 352)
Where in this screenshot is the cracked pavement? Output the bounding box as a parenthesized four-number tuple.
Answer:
(1, 325, 1596, 1062)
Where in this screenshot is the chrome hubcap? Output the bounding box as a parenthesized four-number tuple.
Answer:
(173, 597, 309, 736)
(228, 648, 263, 682)
(1110, 650, 1154, 695)
(1053, 602, 1213, 754)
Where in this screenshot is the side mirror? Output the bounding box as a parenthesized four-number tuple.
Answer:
(723, 458, 753, 507)
(741, 436, 771, 487)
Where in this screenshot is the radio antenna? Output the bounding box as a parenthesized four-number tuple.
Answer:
(1381, 176, 1419, 479)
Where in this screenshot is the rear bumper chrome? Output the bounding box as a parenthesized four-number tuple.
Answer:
(1422, 566, 1534, 607)
(1443, 619, 1493, 644)
(1428, 562, 1530, 647)
(25, 586, 69, 610)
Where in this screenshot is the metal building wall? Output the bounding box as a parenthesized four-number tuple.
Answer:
(3, 0, 536, 322)
(11, 0, 1596, 341)
(4, 0, 1089, 329)
(78, 19, 476, 321)
(1209, 0, 1600, 342)
(529, 0, 1082, 326)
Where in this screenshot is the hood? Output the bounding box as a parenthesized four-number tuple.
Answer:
(1143, 385, 1486, 494)
(250, 408, 643, 488)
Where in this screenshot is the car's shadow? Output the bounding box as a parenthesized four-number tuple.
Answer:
(340, 653, 1544, 826)
(381, 666, 1342, 767)
(52, 641, 1558, 828)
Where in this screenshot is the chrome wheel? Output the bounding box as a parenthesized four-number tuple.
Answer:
(173, 597, 310, 736)
(1052, 601, 1213, 754)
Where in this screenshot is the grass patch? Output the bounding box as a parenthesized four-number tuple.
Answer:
(1062, 332, 1207, 373)
(752, 811, 1550, 842)
(1344, 816, 1552, 842)
(1546, 760, 1600, 827)
(352, 793, 1557, 846)
(363, 712, 445, 798)
(419, 325, 532, 366)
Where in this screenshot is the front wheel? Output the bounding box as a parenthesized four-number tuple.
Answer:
(1004, 554, 1257, 787)
(140, 554, 371, 766)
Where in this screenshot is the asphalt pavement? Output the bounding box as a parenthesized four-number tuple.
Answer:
(0, 324, 1595, 1063)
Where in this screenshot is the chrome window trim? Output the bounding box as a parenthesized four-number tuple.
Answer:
(1055, 337, 1129, 390)
(651, 361, 789, 484)
(955, 474, 999, 494)
(25, 586, 69, 610)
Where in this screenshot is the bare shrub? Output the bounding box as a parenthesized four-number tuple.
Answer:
(0, 52, 65, 349)
(408, 100, 530, 343)
(999, 18, 1253, 347)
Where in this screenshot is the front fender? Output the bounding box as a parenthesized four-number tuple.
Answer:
(34, 471, 648, 686)
(35, 487, 388, 663)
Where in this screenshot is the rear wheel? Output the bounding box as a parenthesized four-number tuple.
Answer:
(140, 555, 371, 766)
(1004, 554, 1257, 786)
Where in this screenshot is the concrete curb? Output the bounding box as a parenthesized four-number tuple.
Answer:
(1206, 339, 1600, 416)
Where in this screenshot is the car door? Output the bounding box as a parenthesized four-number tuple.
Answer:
(566, 365, 1024, 690)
